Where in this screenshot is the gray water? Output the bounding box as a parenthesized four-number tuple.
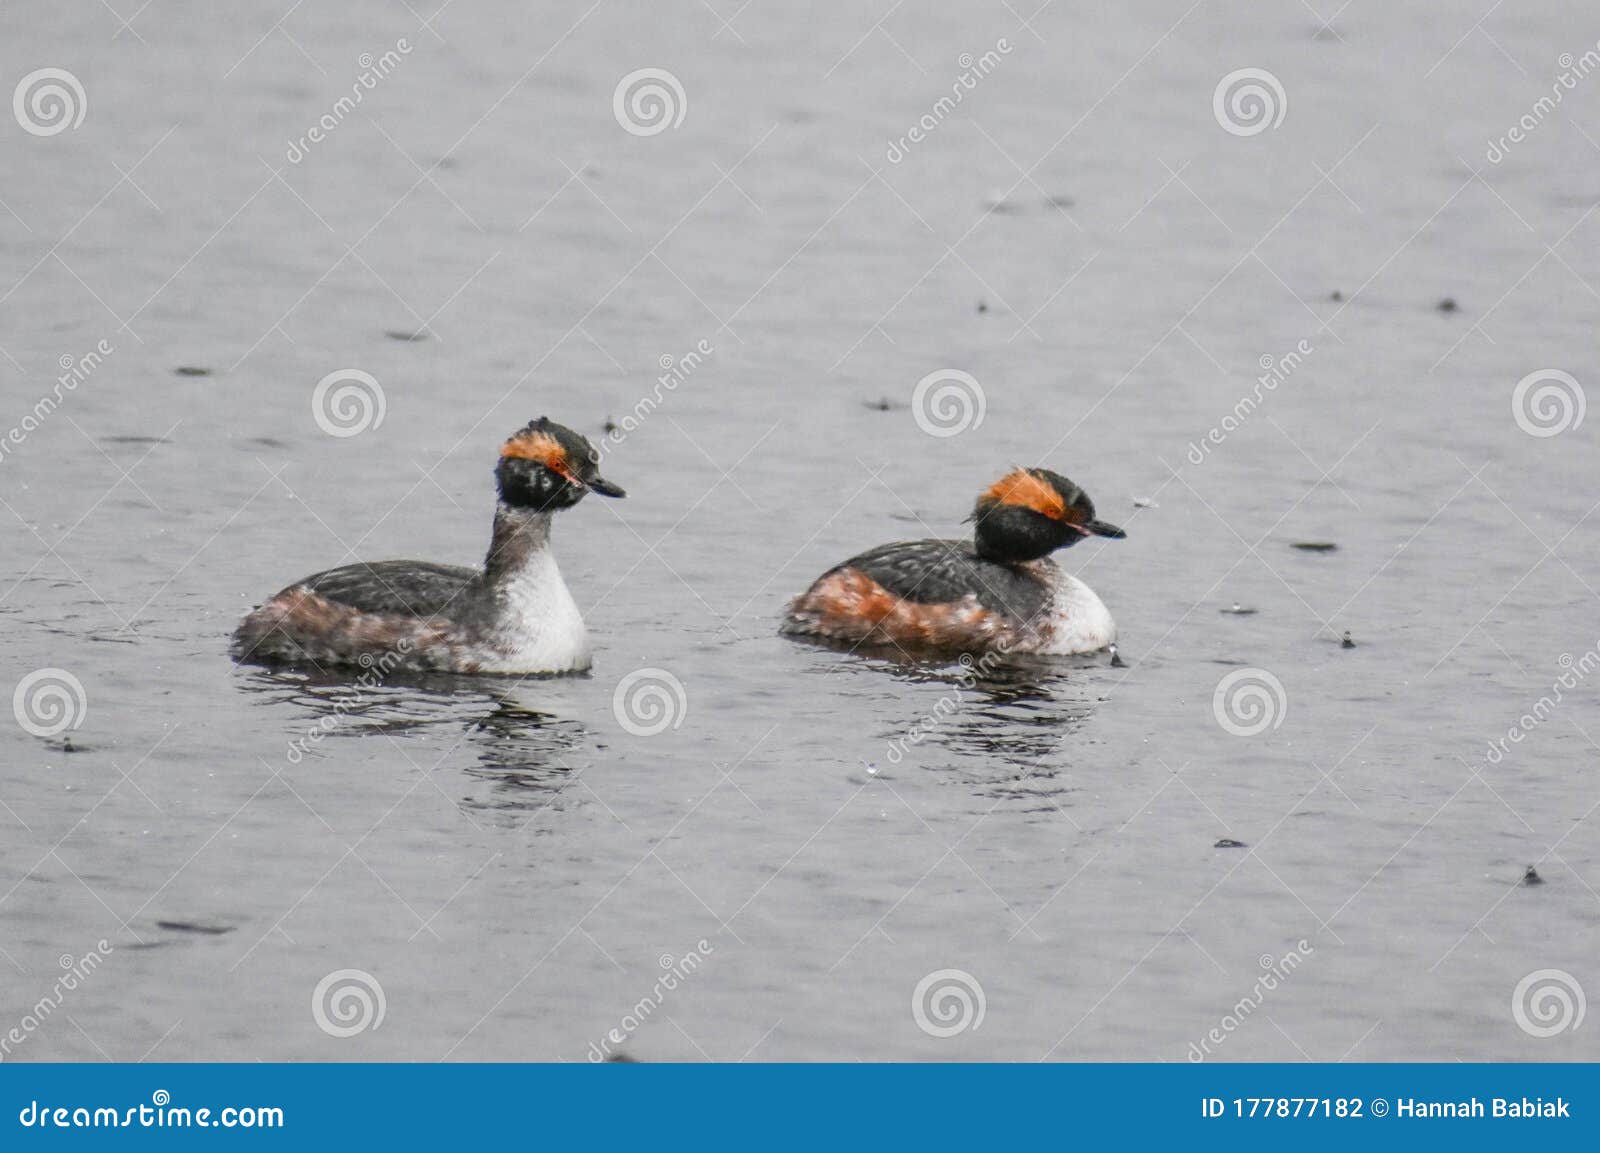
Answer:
(2, 0, 1597, 1062)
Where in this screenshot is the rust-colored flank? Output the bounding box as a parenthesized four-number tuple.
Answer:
(786, 568, 1013, 651)
(233, 586, 464, 669)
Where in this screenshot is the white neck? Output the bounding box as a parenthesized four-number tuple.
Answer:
(475, 503, 591, 673)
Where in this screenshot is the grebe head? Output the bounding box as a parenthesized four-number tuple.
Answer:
(969, 467, 1124, 562)
(496, 417, 626, 512)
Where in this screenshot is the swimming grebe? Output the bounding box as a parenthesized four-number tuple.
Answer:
(232, 417, 624, 675)
(780, 467, 1125, 656)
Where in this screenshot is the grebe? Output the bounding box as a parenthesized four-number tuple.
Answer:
(780, 467, 1125, 656)
(233, 417, 624, 675)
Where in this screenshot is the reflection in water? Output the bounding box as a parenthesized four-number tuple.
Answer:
(819, 650, 1105, 813)
(233, 667, 592, 825)
(460, 700, 589, 824)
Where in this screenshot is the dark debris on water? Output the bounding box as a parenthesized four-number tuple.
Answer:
(156, 920, 236, 935)
(1214, 838, 1248, 849)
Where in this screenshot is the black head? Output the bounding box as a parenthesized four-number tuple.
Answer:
(969, 467, 1125, 563)
(496, 417, 625, 512)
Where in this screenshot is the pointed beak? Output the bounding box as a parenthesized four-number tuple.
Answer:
(1084, 518, 1125, 539)
(587, 474, 626, 498)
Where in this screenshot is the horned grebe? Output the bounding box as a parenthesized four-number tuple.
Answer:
(780, 467, 1125, 656)
(232, 417, 624, 675)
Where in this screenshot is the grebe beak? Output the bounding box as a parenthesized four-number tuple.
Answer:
(1084, 519, 1125, 539)
(587, 474, 627, 498)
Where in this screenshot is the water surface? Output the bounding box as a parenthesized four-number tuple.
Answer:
(2, 0, 1597, 1060)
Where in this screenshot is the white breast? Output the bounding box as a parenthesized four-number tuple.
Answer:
(1036, 567, 1117, 655)
(475, 549, 592, 674)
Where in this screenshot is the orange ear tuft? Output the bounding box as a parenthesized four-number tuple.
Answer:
(500, 431, 574, 479)
(982, 469, 1070, 522)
